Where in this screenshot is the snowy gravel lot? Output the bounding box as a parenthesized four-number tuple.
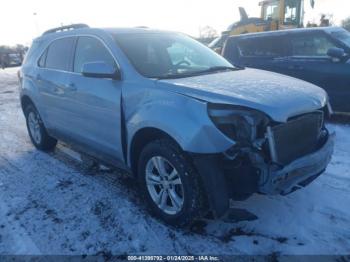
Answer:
(0, 67, 349, 256)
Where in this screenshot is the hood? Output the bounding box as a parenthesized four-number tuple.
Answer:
(157, 68, 327, 122)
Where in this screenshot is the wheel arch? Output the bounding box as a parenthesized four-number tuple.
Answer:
(129, 127, 181, 177)
(21, 95, 36, 114)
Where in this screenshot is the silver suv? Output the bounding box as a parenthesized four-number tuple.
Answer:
(19, 24, 334, 226)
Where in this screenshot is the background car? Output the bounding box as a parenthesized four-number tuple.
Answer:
(222, 27, 350, 114)
(8, 53, 22, 66)
(0, 53, 22, 68)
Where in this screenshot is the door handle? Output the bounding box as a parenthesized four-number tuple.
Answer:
(65, 83, 77, 91)
(35, 74, 42, 81)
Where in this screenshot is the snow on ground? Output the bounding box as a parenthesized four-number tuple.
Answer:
(0, 67, 349, 255)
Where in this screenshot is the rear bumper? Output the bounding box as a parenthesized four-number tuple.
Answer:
(259, 132, 335, 195)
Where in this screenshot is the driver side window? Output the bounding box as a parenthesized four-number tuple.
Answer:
(74, 36, 115, 73)
(291, 34, 337, 57)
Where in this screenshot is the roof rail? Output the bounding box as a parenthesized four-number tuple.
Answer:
(42, 23, 89, 36)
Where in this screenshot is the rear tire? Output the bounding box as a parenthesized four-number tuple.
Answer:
(24, 104, 57, 151)
(137, 138, 207, 227)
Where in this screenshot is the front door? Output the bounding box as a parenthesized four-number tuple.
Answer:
(283, 32, 350, 113)
(66, 36, 124, 162)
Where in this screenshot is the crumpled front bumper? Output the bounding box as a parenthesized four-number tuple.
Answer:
(259, 132, 335, 195)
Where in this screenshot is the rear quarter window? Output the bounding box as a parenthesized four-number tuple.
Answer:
(38, 49, 47, 67)
(22, 41, 41, 65)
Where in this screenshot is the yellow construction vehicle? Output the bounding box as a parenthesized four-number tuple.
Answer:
(209, 0, 315, 53)
(227, 0, 315, 35)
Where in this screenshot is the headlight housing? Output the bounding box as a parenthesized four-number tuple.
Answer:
(208, 103, 270, 143)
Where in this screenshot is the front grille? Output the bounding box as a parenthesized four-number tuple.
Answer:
(267, 111, 324, 165)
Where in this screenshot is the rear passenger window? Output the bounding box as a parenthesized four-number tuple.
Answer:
(291, 34, 336, 56)
(45, 37, 75, 71)
(74, 36, 115, 73)
(238, 37, 287, 58)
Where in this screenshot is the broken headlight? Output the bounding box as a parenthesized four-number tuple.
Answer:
(208, 103, 269, 143)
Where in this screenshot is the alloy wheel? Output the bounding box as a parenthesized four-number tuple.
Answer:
(145, 156, 184, 215)
(28, 111, 42, 144)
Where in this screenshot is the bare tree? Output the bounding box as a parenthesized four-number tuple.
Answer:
(198, 26, 218, 39)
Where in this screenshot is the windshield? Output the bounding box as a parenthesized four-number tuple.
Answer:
(114, 33, 234, 79)
(332, 30, 350, 47)
(284, 0, 302, 25)
(263, 1, 279, 21)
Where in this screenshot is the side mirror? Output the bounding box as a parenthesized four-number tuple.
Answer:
(327, 47, 345, 61)
(82, 62, 121, 80)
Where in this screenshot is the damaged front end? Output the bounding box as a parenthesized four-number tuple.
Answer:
(259, 111, 334, 195)
(193, 104, 334, 218)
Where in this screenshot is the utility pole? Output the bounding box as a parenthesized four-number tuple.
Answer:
(33, 12, 39, 35)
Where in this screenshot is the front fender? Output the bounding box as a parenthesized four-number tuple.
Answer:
(126, 90, 234, 165)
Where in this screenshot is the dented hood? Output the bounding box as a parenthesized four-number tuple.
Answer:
(157, 68, 327, 122)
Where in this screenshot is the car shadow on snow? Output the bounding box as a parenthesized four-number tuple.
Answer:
(48, 144, 299, 243)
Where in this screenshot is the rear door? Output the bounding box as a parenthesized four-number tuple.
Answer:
(36, 37, 76, 132)
(282, 32, 350, 112)
(65, 36, 124, 162)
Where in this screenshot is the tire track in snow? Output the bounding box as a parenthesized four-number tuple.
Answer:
(0, 189, 41, 254)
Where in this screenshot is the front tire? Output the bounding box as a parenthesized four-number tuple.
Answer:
(138, 139, 207, 226)
(24, 104, 57, 151)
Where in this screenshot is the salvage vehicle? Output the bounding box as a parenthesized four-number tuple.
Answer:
(209, 0, 316, 52)
(222, 27, 350, 114)
(228, 0, 309, 35)
(19, 24, 334, 226)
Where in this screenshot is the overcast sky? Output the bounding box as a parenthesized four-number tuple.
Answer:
(0, 0, 348, 46)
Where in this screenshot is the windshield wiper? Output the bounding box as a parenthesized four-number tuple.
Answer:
(156, 72, 199, 79)
(157, 66, 239, 80)
(199, 66, 238, 73)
